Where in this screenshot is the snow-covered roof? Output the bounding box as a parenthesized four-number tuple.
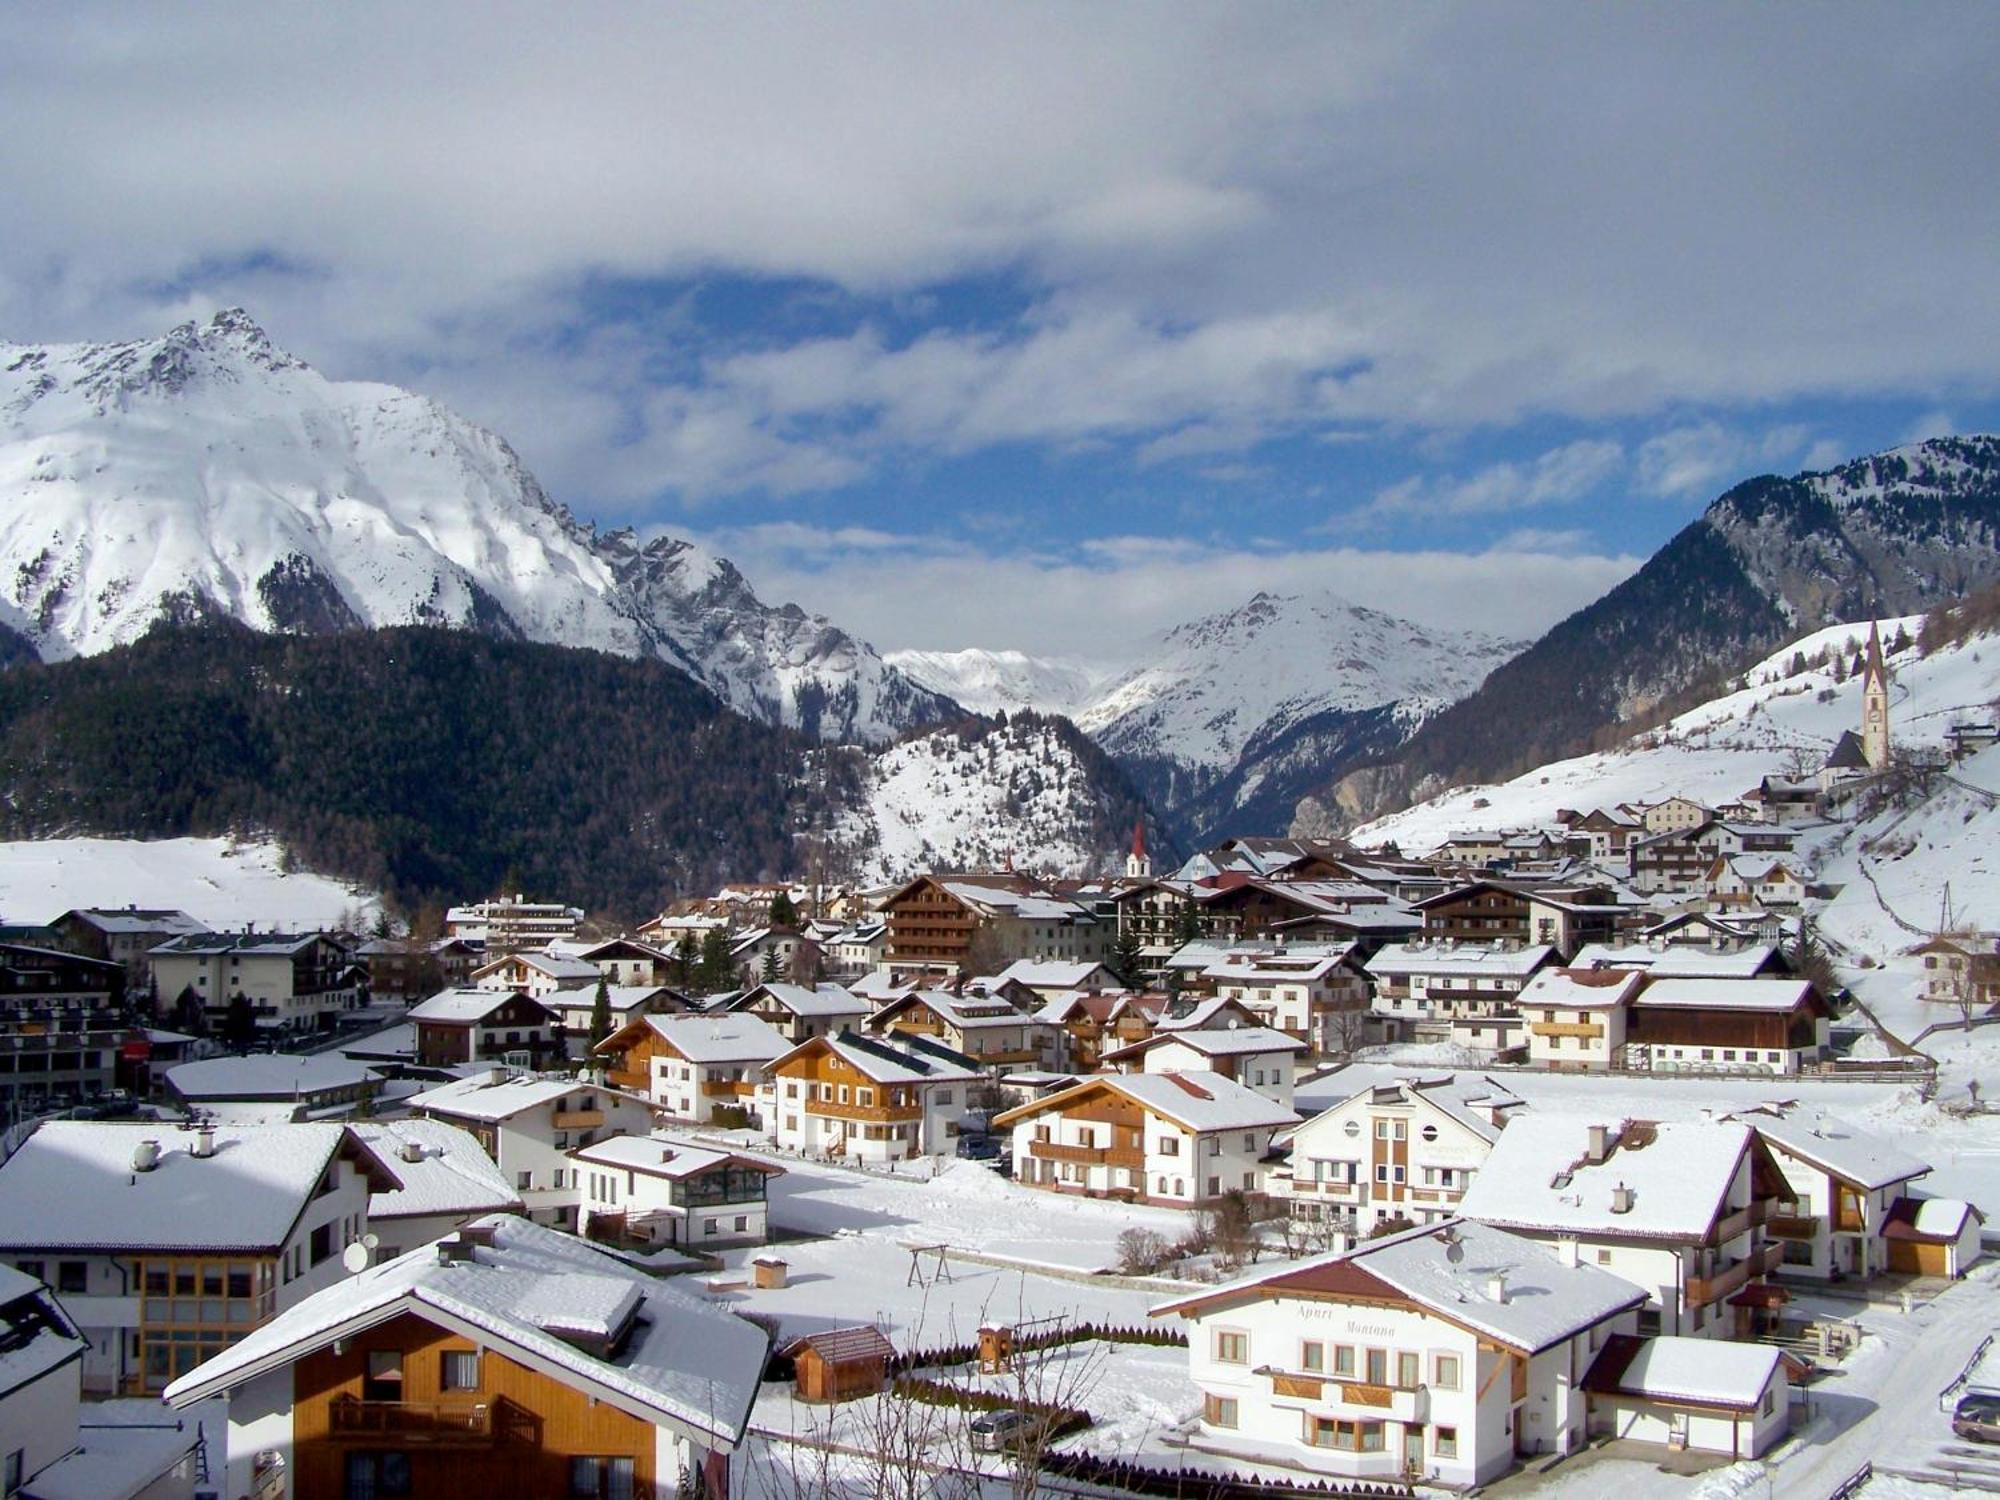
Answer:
(1154, 1219, 1646, 1355)
(737, 982, 871, 1018)
(614, 1011, 791, 1065)
(166, 1051, 380, 1100)
(1106, 1026, 1307, 1063)
(776, 1029, 981, 1086)
(937, 881, 1090, 923)
(871, 991, 1038, 1031)
(542, 984, 681, 1017)
(1202, 951, 1354, 984)
(1154, 994, 1260, 1032)
(11, 1399, 203, 1500)
(1517, 968, 1647, 1012)
(59, 907, 207, 936)
(353, 1119, 521, 1222)
(1584, 1334, 1784, 1410)
(162, 1215, 768, 1451)
(1885, 1196, 1983, 1241)
(478, 951, 601, 983)
(991, 959, 1113, 990)
(0, 1263, 86, 1400)
(409, 1072, 620, 1123)
(151, 930, 328, 957)
(1285, 1073, 1525, 1148)
(1729, 1107, 1929, 1192)
(1457, 1117, 1752, 1241)
(1572, 943, 1785, 979)
(0, 1122, 393, 1252)
(1365, 941, 1556, 978)
(571, 1135, 783, 1182)
(999, 1071, 1296, 1134)
(1633, 977, 1817, 1012)
(407, 987, 552, 1024)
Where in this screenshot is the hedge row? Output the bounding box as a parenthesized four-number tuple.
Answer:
(1043, 1453, 1412, 1499)
(889, 1321, 1186, 1373)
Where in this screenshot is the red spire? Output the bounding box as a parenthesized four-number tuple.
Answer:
(1131, 819, 1148, 859)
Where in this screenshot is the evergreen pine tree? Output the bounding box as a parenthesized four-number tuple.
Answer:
(697, 928, 733, 994)
(588, 973, 613, 1048)
(1112, 925, 1145, 987)
(224, 993, 257, 1051)
(1172, 902, 1203, 949)
(673, 933, 698, 991)
(760, 945, 781, 982)
(769, 891, 798, 928)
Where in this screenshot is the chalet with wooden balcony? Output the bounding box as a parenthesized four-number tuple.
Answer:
(409, 1072, 651, 1230)
(993, 1071, 1296, 1207)
(406, 988, 561, 1068)
(1413, 881, 1627, 960)
(880, 875, 1107, 976)
(1458, 1117, 1791, 1339)
(1275, 1075, 1525, 1241)
(1150, 1219, 1651, 1486)
(1704, 856, 1808, 909)
(163, 1216, 768, 1500)
(865, 990, 1059, 1073)
(766, 1030, 978, 1163)
(1033, 988, 1168, 1070)
(573, 1136, 783, 1250)
(1623, 977, 1830, 1075)
(723, 981, 871, 1044)
(592, 1011, 790, 1123)
(1363, 940, 1555, 1054)
(1913, 932, 2000, 1009)
(1196, 943, 1372, 1054)
(1724, 1105, 1931, 1282)
(470, 950, 602, 998)
(573, 936, 674, 988)
(0, 1120, 394, 1395)
(1100, 1025, 1306, 1111)
(1517, 968, 1645, 1070)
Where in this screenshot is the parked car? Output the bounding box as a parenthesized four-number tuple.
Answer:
(955, 1133, 1001, 1161)
(969, 1408, 1041, 1454)
(1954, 1391, 2000, 1443)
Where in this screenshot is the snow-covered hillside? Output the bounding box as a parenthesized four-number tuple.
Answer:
(0, 837, 377, 930)
(0, 310, 956, 743)
(884, 648, 1113, 718)
(839, 715, 1154, 884)
(1353, 616, 1949, 852)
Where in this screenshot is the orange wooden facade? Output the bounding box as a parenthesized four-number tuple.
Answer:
(290, 1311, 661, 1499)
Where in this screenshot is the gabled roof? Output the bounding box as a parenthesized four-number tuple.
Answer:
(473, 951, 601, 984)
(1632, 977, 1820, 1013)
(994, 1071, 1296, 1135)
(779, 1324, 896, 1363)
(731, 982, 871, 1019)
(166, 1052, 381, 1101)
(596, 1011, 791, 1065)
(1284, 1074, 1524, 1149)
(1456, 1117, 1757, 1242)
(571, 1135, 784, 1182)
(354, 1119, 522, 1222)
(1728, 1108, 1927, 1193)
(1364, 941, 1556, 978)
(151, 931, 329, 958)
(162, 1216, 769, 1451)
(56, 907, 207, 937)
(992, 959, 1116, 990)
(869, 990, 1038, 1032)
(1883, 1196, 1984, 1242)
(409, 1073, 627, 1123)
(1152, 1219, 1646, 1356)
(407, 987, 557, 1025)
(1103, 1026, 1307, 1065)
(769, 1028, 980, 1086)
(0, 1122, 398, 1253)
(1572, 943, 1786, 980)
(1516, 968, 1647, 1012)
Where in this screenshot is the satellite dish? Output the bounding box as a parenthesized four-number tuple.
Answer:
(341, 1242, 372, 1275)
(1445, 1240, 1465, 1264)
(362, 1233, 380, 1251)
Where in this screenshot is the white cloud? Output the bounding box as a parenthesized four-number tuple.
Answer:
(1365, 439, 1625, 520)
(1633, 422, 1818, 499)
(1903, 410, 1958, 447)
(0, 8, 1994, 507)
(697, 524, 1641, 659)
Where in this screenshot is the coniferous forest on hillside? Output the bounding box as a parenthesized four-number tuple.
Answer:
(0, 623, 861, 919)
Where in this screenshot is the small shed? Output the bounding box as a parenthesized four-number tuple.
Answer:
(1884, 1197, 1986, 1278)
(781, 1325, 897, 1404)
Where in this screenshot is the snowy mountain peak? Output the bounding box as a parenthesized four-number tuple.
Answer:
(0, 311, 956, 743)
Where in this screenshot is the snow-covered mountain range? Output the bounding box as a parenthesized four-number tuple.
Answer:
(899, 591, 1520, 845)
(0, 310, 957, 743)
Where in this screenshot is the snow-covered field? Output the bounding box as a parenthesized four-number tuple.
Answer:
(0, 836, 377, 929)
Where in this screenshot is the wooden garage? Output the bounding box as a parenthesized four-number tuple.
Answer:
(1884, 1196, 1986, 1278)
(782, 1325, 898, 1404)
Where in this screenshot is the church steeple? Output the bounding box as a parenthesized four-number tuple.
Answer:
(1861, 620, 1892, 769)
(1125, 819, 1153, 879)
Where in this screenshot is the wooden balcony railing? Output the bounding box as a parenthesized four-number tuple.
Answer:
(1529, 1021, 1604, 1040)
(552, 1108, 604, 1129)
(1767, 1213, 1819, 1241)
(1030, 1140, 1106, 1166)
(1710, 1200, 1773, 1245)
(809, 1099, 921, 1125)
(329, 1398, 493, 1443)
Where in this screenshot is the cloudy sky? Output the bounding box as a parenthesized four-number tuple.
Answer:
(2, 5, 1996, 658)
